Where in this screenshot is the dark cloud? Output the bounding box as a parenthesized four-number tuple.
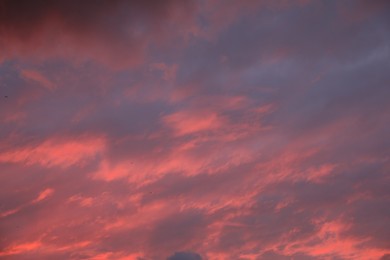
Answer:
(380, 254, 390, 260)
(167, 251, 202, 260)
(259, 250, 317, 260)
(148, 210, 207, 252)
(0, 0, 196, 65)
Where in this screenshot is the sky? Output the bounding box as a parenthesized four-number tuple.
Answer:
(0, 0, 389, 259)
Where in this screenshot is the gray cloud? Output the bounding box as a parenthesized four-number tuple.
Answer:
(167, 251, 202, 260)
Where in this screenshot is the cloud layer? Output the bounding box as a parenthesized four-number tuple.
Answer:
(1, 0, 389, 259)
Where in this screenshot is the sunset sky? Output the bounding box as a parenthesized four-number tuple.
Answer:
(0, 1, 389, 259)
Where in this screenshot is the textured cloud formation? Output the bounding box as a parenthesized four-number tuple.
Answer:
(0, 0, 389, 259)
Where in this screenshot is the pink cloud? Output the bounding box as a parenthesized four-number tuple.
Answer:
(163, 110, 224, 136)
(20, 69, 56, 91)
(0, 241, 42, 257)
(32, 188, 54, 204)
(0, 136, 105, 168)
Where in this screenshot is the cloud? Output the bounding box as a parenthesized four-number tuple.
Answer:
(163, 110, 223, 136)
(0, 241, 42, 257)
(167, 251, 202, 260)
(20, 69, 55, 90)
(32, 188, 54, 203)
(0, 136, 105, 168)
(0, 0, 197, 66)
(0, 0, 389, 259)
